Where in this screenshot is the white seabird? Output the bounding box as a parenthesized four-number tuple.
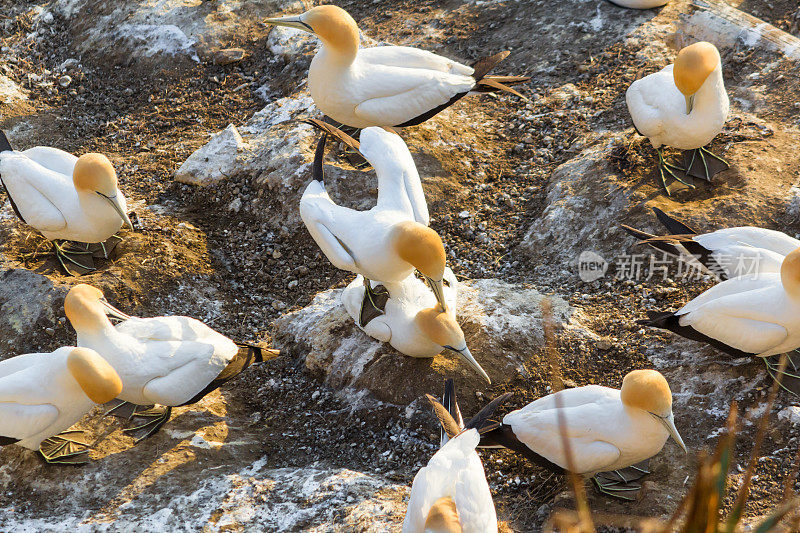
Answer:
(402, 429, 498, 533)
(264, 5, 528, 129)
(64, 284, 280, 440)
(626, 41, 730, 192)
(0, 130, 134, 274)
(300, 122, 451, 313)
(622, 207, 800, 280)
(476, 370, 686, 499)
(641, 248, 800, 395)
(0, 346, 122, 464)
(342, 268, 491, 383)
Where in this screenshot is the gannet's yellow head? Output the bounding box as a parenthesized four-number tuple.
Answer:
(415, 305, 490, 383)
(73, 153, 133, 229)
(780, 247, 800, 298)
(264, 5, 359, 60)
(621, 369, 686, 452)
(673, 41, 720, 113)
(424, 497, 462, 533)
(65, 284, 130, 333)
(392, 221, 449, 307)
(67, 347, 122, 404)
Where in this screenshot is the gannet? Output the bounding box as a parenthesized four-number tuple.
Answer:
(64, 284, 280, 440)
(622, 207, 799, 280)
(402, 429, 498, 533)
(0, 346, 122, 464)
(473, 370, 686, 499)
(607, 0, 668, 8)
(341, 268, 491, 383)
(300, 121, 451, 315)
(640, 248, 800, 395)
(626, 41, 729, 192)
(0, 130, 133, 275)
(264, 5, 528, 129)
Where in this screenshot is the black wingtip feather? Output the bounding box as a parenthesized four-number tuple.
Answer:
(312, 132, 327, 183)
(0, 130, 12, 153)
(639, 310, 753, 358)
(652, 207, 697, 235)
(471, 51, 510, 81)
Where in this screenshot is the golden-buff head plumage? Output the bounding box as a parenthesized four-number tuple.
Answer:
(73, 153, 118, 196)
(416, 305, 465, 349)
(620, 369, 673, 416)
(673, 41, 720, 96)
(64, 284, 106, 332)
(302, 5, 359, 58)
(67, 347, 122, 404)
(781, 247, 800, 296)
(392, 221, 446, 282)
(424, 497, 463, 533)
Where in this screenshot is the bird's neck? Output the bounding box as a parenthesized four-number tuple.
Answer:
(691, 65, 725, 113)
(318, 42, 357, 67)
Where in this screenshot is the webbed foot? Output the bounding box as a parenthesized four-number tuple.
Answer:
(39, 430, 91, 465)
(682, 147, 729, 181)
(359, 279, 389, 327)
(592, 459, 650, 501)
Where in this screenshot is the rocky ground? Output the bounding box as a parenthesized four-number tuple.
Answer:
(1, 0, 800, 531)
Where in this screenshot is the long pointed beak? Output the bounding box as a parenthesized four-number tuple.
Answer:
(264, 15, 313, 33)
(660, 412, 687, 454)
(425, 276, 448, 313)
(684, 94, 694, 115)
(450, 346, 491, 384)
(99, 193, 134, 230)
(100, 298, 131, 321)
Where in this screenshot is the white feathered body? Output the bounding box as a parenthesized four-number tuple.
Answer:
(0, 147, 127, 243)
(689, 227, 800, 278)
(0, 347, 96, 450)
(402, 429, 497, 533)
(309, 45, 475, 128)
(503, 385, 670, 474)
(77, 316, 238, 406)
(626, 63, 728, 150)
(675, 273, 800, 356)
(300, 127, 429, 283)
(341, 268, 457, 357)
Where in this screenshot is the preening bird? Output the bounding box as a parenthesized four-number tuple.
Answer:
(640, 248, 800, 395)
(342, 268, 491, 383)
(0, 347, 122, 464)
(458, 371, 686, 499)
(64, 284, 280, 440)
(403, 380, 502, 533)
(626, 41, 729, 193)
(264, 5, 528, 129)
(0, 130, 134, 275)
(621, 207, 799, 280)
(300, 121, 451, 314)
(402, 429, 498, 533)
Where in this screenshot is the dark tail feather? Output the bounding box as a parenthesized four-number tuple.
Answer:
(479, 424, 565, 473)
(620, 224, 683, 257)
(471, 51, 510, 81)
(638, 311, 752, 359)
(0, 130, 12, 153)
(312, 132, 327, 183)
(235, 342, 280, 364)
(426, 394, 462, 442)
(474, 78, 528, 100)
(480, 75, 530, 85)
(619, 223, 655, 242)
(652, 207, 697, 235)
(303, 118, 361, 152)
(179, 344, 278, 406)
(465, 392, 513, 434)
(442, 378, 463, 429)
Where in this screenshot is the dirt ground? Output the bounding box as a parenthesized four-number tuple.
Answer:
(1, 0, 800, 531)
